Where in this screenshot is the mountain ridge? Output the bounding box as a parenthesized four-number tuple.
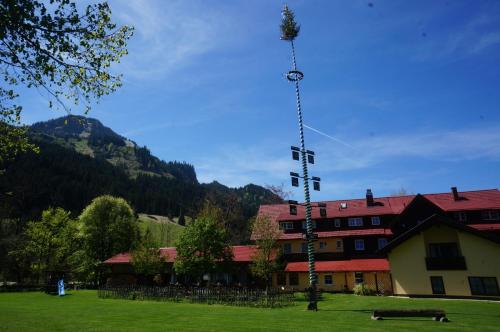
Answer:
(1, 115, 282, 243)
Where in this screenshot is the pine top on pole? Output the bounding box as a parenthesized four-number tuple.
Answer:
(280, 5, 300, 41)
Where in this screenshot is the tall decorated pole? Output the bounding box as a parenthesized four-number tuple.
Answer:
(281, 5, 319, 311)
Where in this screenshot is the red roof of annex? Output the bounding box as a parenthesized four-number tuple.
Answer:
(103, 245, 257, 265)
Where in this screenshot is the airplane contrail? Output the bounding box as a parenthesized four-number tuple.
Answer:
(304, 124, 354, 148)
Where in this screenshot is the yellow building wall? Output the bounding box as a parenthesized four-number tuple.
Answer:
(389, 224, 500, 297)
(279, 238, 343, 253)
(272, 271, 391, 293)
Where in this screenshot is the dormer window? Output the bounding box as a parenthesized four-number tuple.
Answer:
(340, 202, 347, 209)
(371, 216, 381, 225)
(279, 222, 294, 230)
(348, 217, 363, 227)
(481, 210, 499, 221)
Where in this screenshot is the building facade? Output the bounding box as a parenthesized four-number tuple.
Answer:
(255, 188, 500, 294)
(382, 214, 500, 298)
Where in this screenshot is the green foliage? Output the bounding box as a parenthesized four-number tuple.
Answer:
(8, 208, 78, 283)
(78, 195, 140, 283)
(250, 216, 282, 288)
(0, 89, 38, 167)
(0, 0, 132, 162)
(131, 229, 166, 277)
(174, 204, 232, 280)
(280, 5, 300, 41)
(353, 283, 377, 296)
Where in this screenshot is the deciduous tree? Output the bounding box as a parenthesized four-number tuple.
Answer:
(79, 195, 139, 284)
(10, 207, 78, 284)
(250, 215, 282, 290)
(174, 203, 232, 283)
(131, 228, 166, 280)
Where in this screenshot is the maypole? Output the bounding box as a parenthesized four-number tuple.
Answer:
(281, 5, 319, 311)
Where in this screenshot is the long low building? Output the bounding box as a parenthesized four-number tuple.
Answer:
(103, 187, 500, 298)
(104, 246, 259, 286)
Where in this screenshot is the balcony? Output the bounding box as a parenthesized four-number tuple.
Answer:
(425, 256, 467, 270)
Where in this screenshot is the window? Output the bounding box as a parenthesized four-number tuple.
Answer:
(334, 219, 341, 227)
(481, 210, 499, 221)
(455, 212, 467, 222)
(371, 216, 381, 225)
(277, 273, 286, 286)
(289, 272, 299, 286)
(336, 239, 343, 250)
(378, 238, 388, 249)
(469, 277, 500, 296)
(324, 275, 333, 285)
(319, 241, 327, 250)
(428, 243, 460, 258)
(430, 276, 445, 295)
(301, 242, 308, 253)
(279, 222, 294, 230)
(348, 217, 363, 227)
(283, 243, 292, 254)
(301, 220, 317, 229)
(354, 239, 365, 251)
(355, 272, 364, 284)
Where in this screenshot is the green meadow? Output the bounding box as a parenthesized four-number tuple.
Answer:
(1, 291, 499, 331)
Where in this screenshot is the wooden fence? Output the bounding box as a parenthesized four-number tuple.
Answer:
(98, 285, 295, 308)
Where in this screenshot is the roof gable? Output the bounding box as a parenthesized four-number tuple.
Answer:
(380, 214, 500, 254)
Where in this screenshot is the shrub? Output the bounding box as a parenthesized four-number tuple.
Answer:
(353, 283, 376, 296)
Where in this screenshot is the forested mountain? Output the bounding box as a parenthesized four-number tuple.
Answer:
(0, 115, 282, 244)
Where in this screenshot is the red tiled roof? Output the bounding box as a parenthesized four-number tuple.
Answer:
(278, 228, 393, 240)
(256, 189, 500, 240)
(425, 190, 500, 211)
(469, 223, 500, 231)
(258, 196, 414, 222)
(103, 245, 258, 265)
(103, 252, 131, 264)
(285, 259, 390, 272)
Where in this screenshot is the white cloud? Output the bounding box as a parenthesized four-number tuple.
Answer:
(195, 125, 500, 190)
(314, 125, 500, 173)
(110, 0, 230, 80)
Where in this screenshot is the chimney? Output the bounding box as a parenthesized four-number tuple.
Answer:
(451, 187, 460, 201)
(366, 189, 374, 207)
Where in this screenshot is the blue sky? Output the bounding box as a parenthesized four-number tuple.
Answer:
(20, 0, 500, 200)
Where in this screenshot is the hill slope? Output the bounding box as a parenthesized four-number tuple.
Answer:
(0, 116, 282, 243)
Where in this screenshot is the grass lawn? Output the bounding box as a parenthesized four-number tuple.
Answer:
(1, 291, 499, 331)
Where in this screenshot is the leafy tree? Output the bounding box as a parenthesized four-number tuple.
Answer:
(174, 204, 232, 282)
(9, 208, 78, 284)
(79, 195, 140, 284)
(250, 215, 282, 290)
(0, 0, 133, 162)
(131, 228, 166, 279)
